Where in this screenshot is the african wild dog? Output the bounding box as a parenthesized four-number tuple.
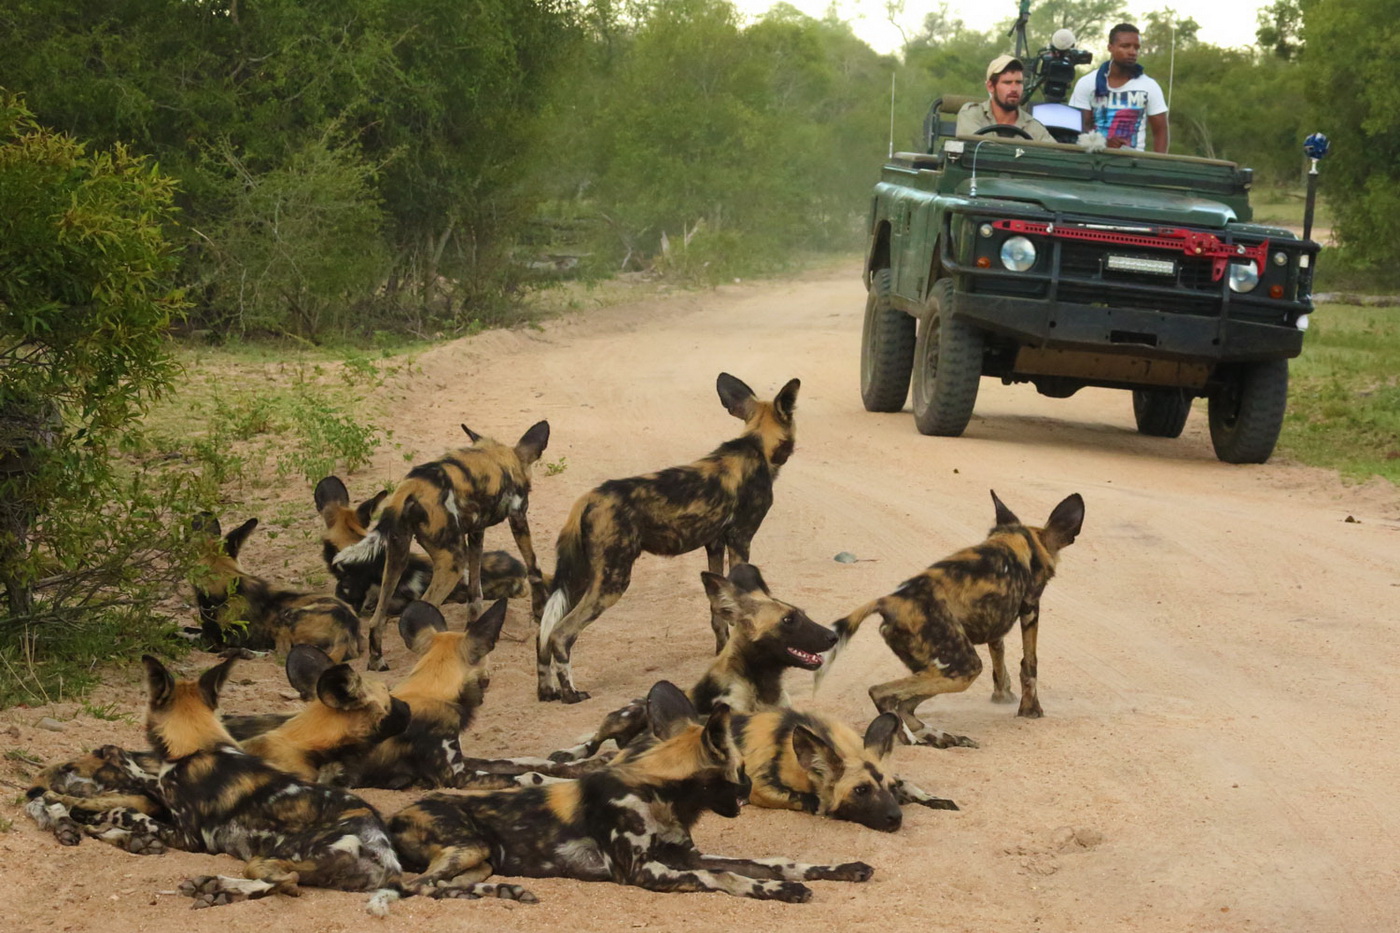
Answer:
(388, 681, 874, 902)
(191, 514, 361, 663)
(538, 373, 801, 703)
(25, 745, 167, 852)
(314, 475, 530, 616)
(819, 490, 1085, 748)
(549, 563, 836, 761)
(333, 421, 550, 670)
(110, 655, 403, 908)
(730, 709, 958, 832)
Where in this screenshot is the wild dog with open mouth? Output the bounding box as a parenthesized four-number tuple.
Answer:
(314, 475, 531, 615)
(549, 563, 836, 761)
(334, 421, 550, 670)
(388, 681, 873, 903)
(819, 491, 1085, 748)
(96, 655, 404, 908)
(538, 373, 801, 703)
(191, 514, 361, 663)
(730, 709, 958, 833)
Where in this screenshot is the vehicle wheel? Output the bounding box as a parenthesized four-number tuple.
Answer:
(1132, 388, 1192, 438)
(1207, 359, 1289, 464)
(860, 268, 916, 412)
(912, 279, 983, 437)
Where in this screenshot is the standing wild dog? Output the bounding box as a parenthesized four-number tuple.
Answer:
(192, 514, 361, 663)
(549, 563, 836, 761)
(538, 373, 801, 703)
(730, 709, 958, 833)
(107, 655, 403, 908)
(388, 681, 874, 903)
(334, 420, 550, 670)
(819, 491, 1086, 748)
(314, 475, 530, 615)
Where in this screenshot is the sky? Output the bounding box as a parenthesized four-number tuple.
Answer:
(730, 0, 1272, 56)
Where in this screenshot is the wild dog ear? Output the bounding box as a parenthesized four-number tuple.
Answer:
(197, 656, 237, 710)
(465, 599, 508, 664)
(716, 373, 757, 420)
(223, 518, 259, 559)
(142, 655, 176, 710)
(191, 512, 222, 539)
(285, 645, 336, 701)
(990, 490, 1021, 528)
(313, 476, 350, 519)
(727, 563, 770, 596)
(1041, 493, 1085, 553)
(399, 600, 448, 654)
(646, 681, 698, 740)
(461, 424, 484, 443)
(791, 723, 843, 780)
(772, 378, 801, 421)
(863, 712, 902, 762)
(315, 664, 366, 710)
(701, 571, 743, 628)
(702, 703, 735, 761)
(514, 420, 550, 466)
(355, 489, 389, 529)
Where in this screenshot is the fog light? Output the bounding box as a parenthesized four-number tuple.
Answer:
(1228, 261, 1259, 293)
(1273, 251, 1287, 266)
(1000, 236, 1036, 272)
(979, 224, 993, 238)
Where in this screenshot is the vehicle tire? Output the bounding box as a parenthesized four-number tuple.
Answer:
(912, 279, 983, 437)
(860, 268, 916, 412)
(1207, 359, 1289, 464)
(1132, 388, 1192, 438)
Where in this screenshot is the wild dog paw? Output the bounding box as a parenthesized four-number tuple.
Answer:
(559, 688, 591, 705)
(53, 819, 83, 847)
(1017, 701, 1043, 719)
(122, 831, 167, 855)
(537, 686, 560, 702)
(179, 875, 282, 908)
(428, 886, 481, 900)
(990, 689, 1018, 704)
(759, 881, 812, 903)
(366, 656, 391, 673)
(819, 861, 874, 883)
(917, 729, 978, 749)
(484, 883, 537, 903)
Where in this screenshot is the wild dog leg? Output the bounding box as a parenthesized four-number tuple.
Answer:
(422, 543, 468, 608)
(463, 528, 486, 620)
(686, 853, 874, 883)
(507, 509, 547, 623)
(890, 776, 960, 811)
(549, 699, 646, 761)
(538, 581, 629, 704)
(1018, 602, 1043, 718)
(624, 861, 813, 902)
(179, 874, 287, 909)
(24, 794, 82, 847)
(705, 542, 729, 651)
(365, 526, 415, 671)
(869, 667, 980, 749)
(987, 637, 1017, 704)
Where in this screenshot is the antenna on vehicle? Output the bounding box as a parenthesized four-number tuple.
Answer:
(1167, 17, 1177, 111)
(888, 71, 896, 158)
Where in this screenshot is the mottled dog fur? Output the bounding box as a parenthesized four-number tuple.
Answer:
(191, 514, 361, 663)
(334, 421, 550, 670)
(314, 475, 530, 616)
(388, 682, 874, 903)
(538, 374, 801, 702)
(820, 491, 1085, 748)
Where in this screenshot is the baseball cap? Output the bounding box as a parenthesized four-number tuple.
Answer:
(986, 54, 1022, 81)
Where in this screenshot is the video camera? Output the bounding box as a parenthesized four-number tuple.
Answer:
(1029, 28, 1092, 103)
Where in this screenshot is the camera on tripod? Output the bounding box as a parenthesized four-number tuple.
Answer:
(1031, 28, 1092, 103)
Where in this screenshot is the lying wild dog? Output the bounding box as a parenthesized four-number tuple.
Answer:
(25, 745, 167, 852)
(96, 655, 403, 908)
(314, 475, 531, 615)
(388, 681, 874, 903)
(550, 563, 836, 761)
(333, 600, 586, 790)
(730, 709, 958, 833)
(538, 373, 801, 703)
(819, 490, 1086, 748)
(191, 514, 361, 663)
(334, 421, 550, 670)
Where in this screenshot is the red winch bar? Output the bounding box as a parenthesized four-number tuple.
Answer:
(991, 219, 1269, 282)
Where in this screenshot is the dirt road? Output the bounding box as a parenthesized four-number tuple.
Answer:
(4, 261, 1398, 932)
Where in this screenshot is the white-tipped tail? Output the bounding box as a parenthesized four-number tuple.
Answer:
(333, 529, 383, 568)
(537, 588, 569, 649)
(812, 636, 851, 693)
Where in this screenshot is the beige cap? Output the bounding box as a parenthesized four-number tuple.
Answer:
(986, 54, 1023, 81)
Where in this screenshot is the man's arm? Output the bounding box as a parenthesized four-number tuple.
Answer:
(1148, 112, 1169, 153)
(953, 103, 984, 138)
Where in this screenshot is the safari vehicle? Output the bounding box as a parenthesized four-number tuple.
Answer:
(859, 8, 1321, 464)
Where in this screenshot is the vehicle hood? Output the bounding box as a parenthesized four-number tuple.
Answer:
(956, 177, 1239, 228)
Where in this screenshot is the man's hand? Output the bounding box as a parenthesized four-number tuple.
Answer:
(1106, 136, 1129, 149)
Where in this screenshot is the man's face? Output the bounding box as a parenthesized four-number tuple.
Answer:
(1109, 31, 1141, 68)
(989, 69, 1024, 111)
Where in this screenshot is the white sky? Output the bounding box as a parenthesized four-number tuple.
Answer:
(733, 1, 1271, 56)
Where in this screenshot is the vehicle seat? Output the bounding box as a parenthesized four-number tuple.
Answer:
(923, 94, 981, 153)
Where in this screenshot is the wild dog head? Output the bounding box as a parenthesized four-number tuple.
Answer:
(394, 599, 507, 714)
(141, 654, 239, 760)
(704, 563, 836, 674)
(314, 475, 389, 612)
(190, 513, 257, 639)
(616, 681, 751, 821)
(717, 373, 801, 468)
(30, 745, 162, 802)
(989, 489, 1086, 591)
(789, 712, 906, 832)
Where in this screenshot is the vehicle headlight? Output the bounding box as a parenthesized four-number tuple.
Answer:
(1000, 236, 1037, 272)
(1228, 261, 1260, 293)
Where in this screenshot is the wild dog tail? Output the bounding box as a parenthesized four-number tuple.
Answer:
(334, 490, 414, 570)
(813, 599, 881, 692)
(538, 495, 593, 651)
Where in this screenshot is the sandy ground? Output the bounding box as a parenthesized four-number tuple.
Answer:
(4, 261, 1399, 932)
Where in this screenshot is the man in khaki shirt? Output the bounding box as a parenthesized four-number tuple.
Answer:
(956, 54, 1056, 143)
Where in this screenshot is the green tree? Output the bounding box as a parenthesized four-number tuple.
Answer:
(1257, 0, 1305, 60)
